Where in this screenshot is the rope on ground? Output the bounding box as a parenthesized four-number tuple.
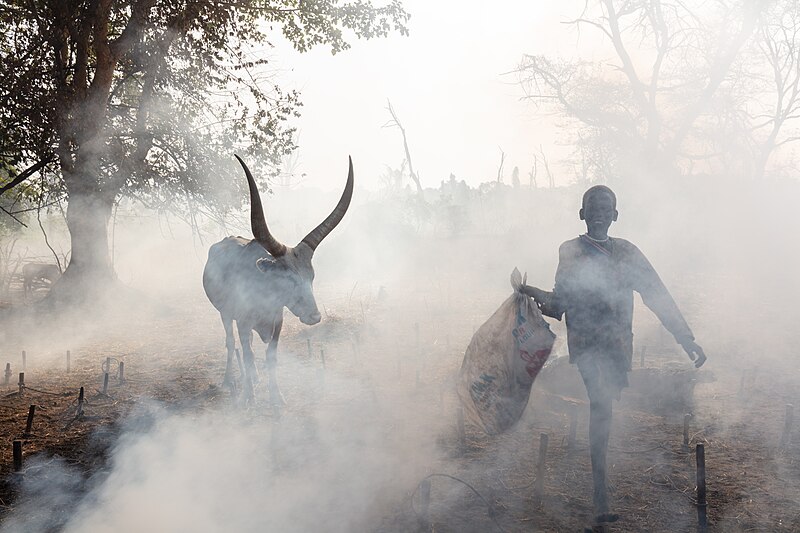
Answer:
(410, 473, 510, 533)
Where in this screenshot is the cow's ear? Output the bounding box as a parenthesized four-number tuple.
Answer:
(256, 258, 274, 273)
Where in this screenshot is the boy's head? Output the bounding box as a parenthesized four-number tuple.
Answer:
(579, 185, 618, 236)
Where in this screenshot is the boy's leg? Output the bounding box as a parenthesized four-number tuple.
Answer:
(577, 356, 618, 521)
(588, 393, 612, 514)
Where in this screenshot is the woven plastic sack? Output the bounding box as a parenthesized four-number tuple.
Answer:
(457, 268, 556, 435)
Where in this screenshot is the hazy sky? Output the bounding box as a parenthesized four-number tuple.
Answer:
(270, 2, 601, 191)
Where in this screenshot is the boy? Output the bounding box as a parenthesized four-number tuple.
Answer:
(522, 185, 706, 523)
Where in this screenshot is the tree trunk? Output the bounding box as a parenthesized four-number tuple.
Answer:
(46, 190, 115, 305)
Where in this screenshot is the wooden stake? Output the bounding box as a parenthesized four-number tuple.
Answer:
(696, 443, 707, 532)
(77, 386, 85, 417)
(12, 440, 22, 472)
(66, 350, 71, 372)
(683, 413, 693, 451)
(25, 405, 35, 435)
(18, 372, 24, 396)
(119, 361, 125, 384)
(21, 350, 26, 371)
(4, 363, 10, 385)
(102, 372, 109, 394)
(568, 405, 578, 450)
(534, 433, 549, 505)
(781, 404, 794, 447)
(105, 356, 111, 374)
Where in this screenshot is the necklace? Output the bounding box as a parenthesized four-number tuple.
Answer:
(584, 233, 610, 243)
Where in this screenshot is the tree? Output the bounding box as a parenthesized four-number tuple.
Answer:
(0, 0, 408, 304)
(513, 0, 796, 182)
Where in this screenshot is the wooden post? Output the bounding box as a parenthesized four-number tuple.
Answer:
(683, 413, 693, 451)
(534, 433, 549, 505)
(568, 405, 578, 451)
(21, 350, 26, 371)
(419, 478, 431, 525)
(18, 372, 24, 396)
(12, 440, 22, 472)
(77, 386, 85, 417)
(781, 404, 794, 447)
(66, 350, 71, 372)
(119, 361, 125, 384)
(640, 345, 647, 368)
(105, 356, 111, 374)
(4, 363, 10, 385)
(102, 372, 109, 394)
(24, 405, 35, 435)
(696, 443, 707, 532)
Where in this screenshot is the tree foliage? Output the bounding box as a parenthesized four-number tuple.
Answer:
(0, 0, 408, 216)
(0, 0, 408, 297)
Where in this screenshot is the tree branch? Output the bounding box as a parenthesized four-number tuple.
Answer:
(0, 158, 54, 195)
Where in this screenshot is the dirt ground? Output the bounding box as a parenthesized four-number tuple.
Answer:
(0, 275, 798, 533)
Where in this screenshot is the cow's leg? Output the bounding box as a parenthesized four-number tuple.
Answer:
(265, 318, 285, 408)
(221, 313, 236, 385)
(237, 322, 259, 402)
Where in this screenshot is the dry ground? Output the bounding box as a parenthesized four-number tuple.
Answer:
(0, 277, 798, 533)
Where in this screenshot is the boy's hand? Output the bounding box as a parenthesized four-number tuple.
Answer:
(520, 285, 546, 303)
(680, 339, 707, 368)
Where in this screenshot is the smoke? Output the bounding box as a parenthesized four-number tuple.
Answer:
(3, 154, 800, 530)
(2, 358, 441, 533)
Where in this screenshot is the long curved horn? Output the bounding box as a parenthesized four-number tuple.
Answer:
(301, 156, 354, 252)
(234, 154, 286, 258)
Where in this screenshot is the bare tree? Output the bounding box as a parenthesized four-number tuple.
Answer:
(496, 147, 506, 183)
(748, 0, 800, 179)
(539, 144, 555, 188)
(514, 0, 763, 180)
(529, 155, 539, 188)
(385, 99, 424, 195)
